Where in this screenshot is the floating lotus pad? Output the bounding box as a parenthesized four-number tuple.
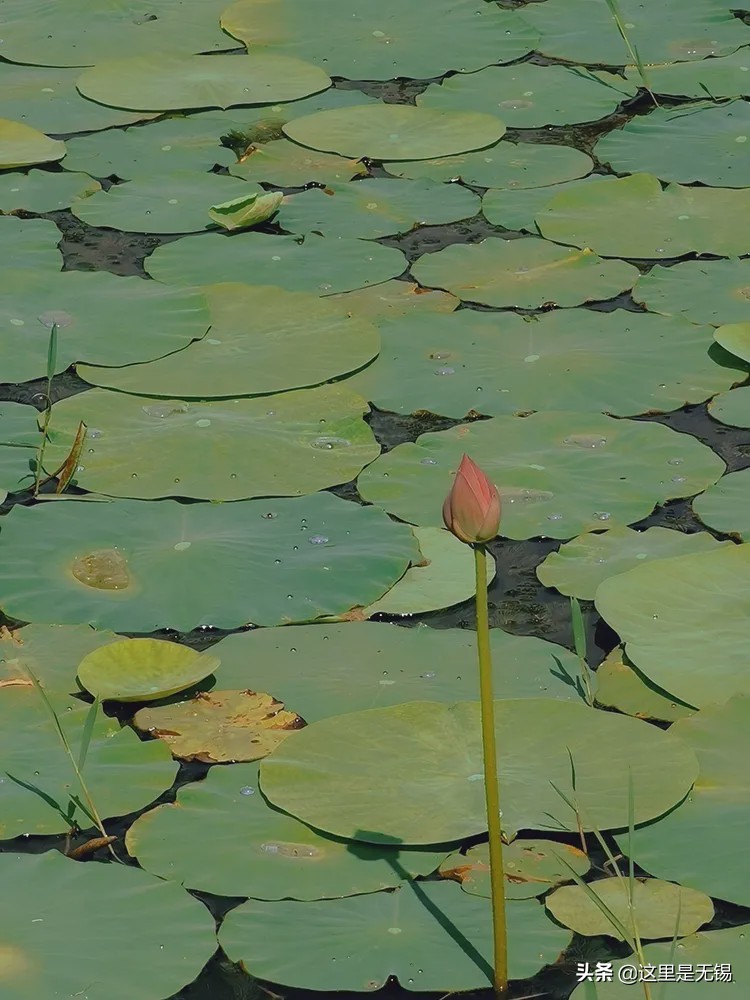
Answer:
(219, 882, 571, 990)
(77, 282, 380, 398)
(278, 179, 480, 240)
(620, 696, 750, 908)
(357, 413, 725, 540)
(387, 141, 592, 189)
(77, 637, 220, 701)
(221, 0, 538, 80)
(418, 65, 636, 129)
(0, 623, 120, 696)
(411, 239, 638, 309)
(0, 119, 65, 168)
(0, 169, 100, 213)
(709, 386, 750, 427)
(346, 309, 741, 420)
(209, 622, 586, 723)
(0, 217, 63, 271)
(626, 49, 750, 98)
(0, 270, 210, 384)
(283, 105, 505, 161)
(0, 494, 419, 632)
(546, 878, 713, 940)
(715, 321, 750, 362)
(0, 402, 40, 494)
(595, 101, 750, 187)
(633, 258, 750, 326)
(594, 647, 695, 724)
(596, 543, 750, 708)
(537, 526, 730, 600)
(0, 852, 216, 1000)
(481, 176, 608, 233)
(440, 839, 590, 901)
(537, 173, 750, 258)
(230, 138, 367, 186)
(694, 470, 750, 540)
(0, 684, 177, 838)
(45, 385, 379, 500)
(76, 54, 331, 112)
(522, 0, 749, 65)
(328, 280, 458, 324)
(145, 232, 407, 294)
(126, 762, 451, 900)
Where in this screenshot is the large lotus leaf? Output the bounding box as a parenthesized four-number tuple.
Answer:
(0, 0, 235, 66)
(209, 622, 587, 723)
(358, 414, 724, 541)
(538, 173, 750, 259)
(546, 878, 713, 940)
(0, 217, 62, 271)
(0, 494, 419, 632)
(440, 839, 590, 901)
(709, 386, 750, 427)
(595, 543, 750, 708)
(76, 54, 330, 112)
(626, 48, 750, 98)
(221, 0, 538, 80)
(570, 926, 748, 999)
(230, 138, 366, 186)
(219, 882, 571, 990)
(418, 65, 636, 128)
(0, 270, 210, 383)
(61, 118, 237, 179)
(594, 647, 695, 724)
(411, 238, 638, 309)
(283, 105, 505, 161)
(694, 469, 750, 539)
(126, 762, 450, 900)
(596, 101, 750, 187)
(77, 282, 379, 398)
(386, 141, 592, 189)
(633, 258, 750, 326)
(70, 172, 255, 234)
(44, 385, 379, 500)
(0, 852, 216, 1000)
(328, 280, 458, 325)
(260, 700, 698, 843)
(145, 232, 407, 294)
(714, 321, 750, 362)
(0, 685, 177, 838)
(0, 169, 99, 213)
(0, 118, 65, 168)
(0, 402, 40, 494)
(277, 179, 480, 240)
(537, 526, 731, 600)
(481, 176, 608, 233)
(522, 0, 748, 65)
(0, 623, 120, 697)
(618, 696, 750, 908)
(134, 689, 303, 762)
(77, 637, 220, 702)
(345, 309, 742, 420)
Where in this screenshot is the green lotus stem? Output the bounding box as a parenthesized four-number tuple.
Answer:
(474, 543, 508, 998)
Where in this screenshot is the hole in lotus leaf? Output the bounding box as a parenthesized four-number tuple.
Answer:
(142, 403, 189, 418)
(261, 841, 323, 859)
(562, 434, 607, 448)
(70, 548, 130, 591)
(37, 310, 72, 328)
(503, 487, 554, 504)
(310, 436, 351, 449)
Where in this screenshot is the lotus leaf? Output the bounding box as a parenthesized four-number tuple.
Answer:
(0, 118, 65, 168)
(537, 526, 730, 600)
(76, 54, 331, 112)
(619, 696, 750, 907)
(595, 543, 750, 707)
(693, 469, 750, 539)
(626, 48, 750, 98)
(1, 269, 210, 384)
(0, 217, 63, 271)
(0, 494, 419, 632)
(126, 762, 451, 900)
(546, 878, 713, 940)
(440, 839, 590, 901)
(0, 402, 40, 494)
(357, 412, 725, 539)
(260, 700, 698, 842)
(219, 882, 571, 990)
(596, 101, 750, 187)
(0, 852, 216, 1000)
(77, 282, 380, 398)
(221, 0, 538, 80)
(329, 280, 458, 324)
(481, 176, 608, 233)
(0, 623, 120, 696)
(387, 141, 592, 188)
(209, 622, 587, 723)
(278, 178, 480, 240)
(633, 258, 750, 326)
(208, 190, 282, 230)
(714, 321, 750, 362)
(0, 169, 100, 213)
(537, 173, 750, 258)
(145, 232, 407, 294)
(230, 138, 367, 185)
(594, 647, 695, 724)
(709, 386, 750, 427)
(283, 105, 505, 161)
(77, 637, 220, 701)
(411, 238, 638, 309)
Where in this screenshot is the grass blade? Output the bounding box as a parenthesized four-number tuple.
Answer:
(570, 598, 594, 706)
(601, 0, 658, 105)
(77, 696, 100, 772)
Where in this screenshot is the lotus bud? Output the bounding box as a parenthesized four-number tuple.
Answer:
(442, 453, 501, 544)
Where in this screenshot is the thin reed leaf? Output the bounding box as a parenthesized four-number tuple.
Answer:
(77, 696, 100, 772)
(602, 0, 657, 105)
(570, 598, 594, 705)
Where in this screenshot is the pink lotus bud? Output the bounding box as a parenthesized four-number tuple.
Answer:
(442, 454, 501, 544)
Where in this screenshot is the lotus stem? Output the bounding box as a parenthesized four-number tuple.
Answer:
(474, 543, 508, 998)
